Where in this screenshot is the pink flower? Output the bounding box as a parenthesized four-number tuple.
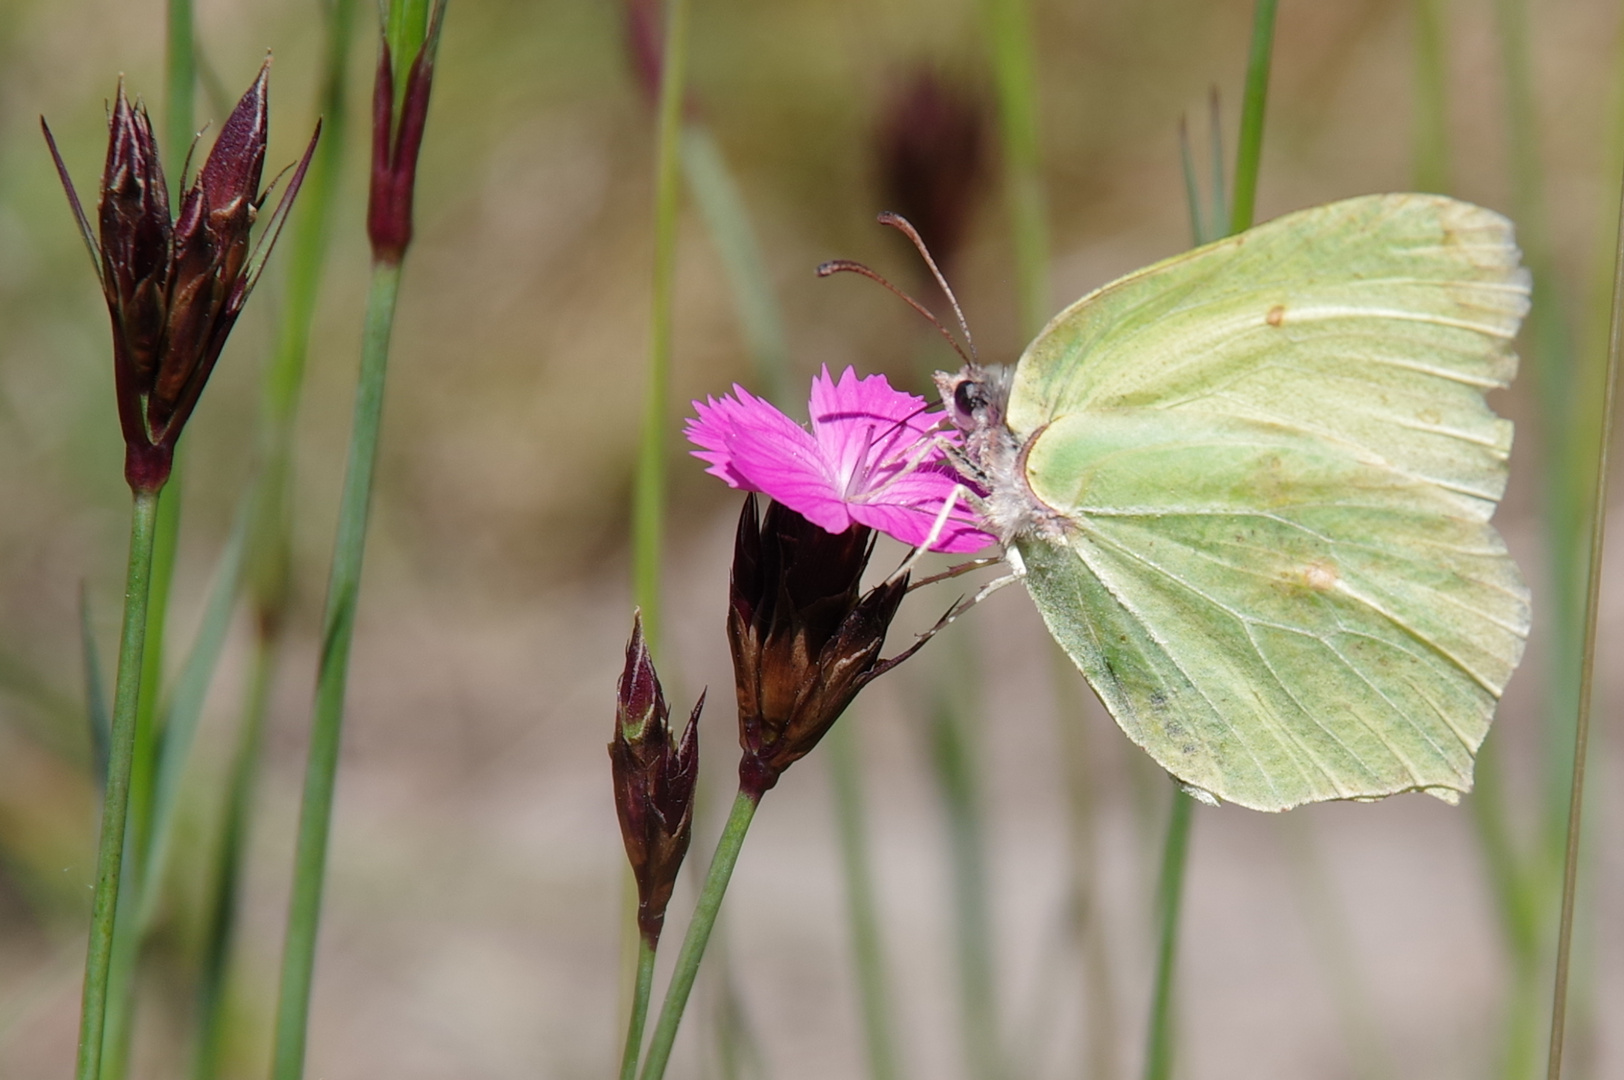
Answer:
(686, 366, 993, 553)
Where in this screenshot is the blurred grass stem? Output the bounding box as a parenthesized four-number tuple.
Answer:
(1544, 145, 1624, 1080)
(1229, 0, 1276, 235)
(1141, 792, 1193, 1080)
(633, 0, 692, 652)
(192, 634, 277, 1080)
(1411, 0, 1450, 193)
(930, 662, 1003, 1080)
(830, 721, 904, 1080)
(73, 487, 159, 1080)
(165, 0, 195, 165)
(980, 0, 1046, 336)
(271, 260, 404, 1080)
(680, 126, 791, 405)
(638, 789, 759, 1080)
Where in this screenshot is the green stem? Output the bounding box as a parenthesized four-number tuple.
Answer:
(829, 721, 904, 1080)
(164, 0, 195, 164)
(638, 789, 759, 1080)
(270, 260, 404, 1080)
(73, 487, 160, 1080)
(632, 0, 692, 653)
(930, 667, 1002, 1080)
(1545, 146, 1624, 1080)
(619, 937, 658, 1080)
(1411, 0, 1450, 193)
(1492, 0, 1585, 855)
(191, 633, 278, 1080)
(1053, 647, 1119, 1080)
(981, 0, 1047, 337)
(1141, 791, 1195, 1080)
(1229, 0, 1278, 235)
(679, 125, 792, 407)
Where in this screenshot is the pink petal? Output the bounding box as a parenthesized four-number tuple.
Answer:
(724, 420, 854, 534)
(686, 366, 996, 552)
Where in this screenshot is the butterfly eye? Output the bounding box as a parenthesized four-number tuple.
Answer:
(954, 379, 980, 419)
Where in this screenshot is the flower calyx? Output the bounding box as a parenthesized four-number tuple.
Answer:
(729, 495, 910, 798)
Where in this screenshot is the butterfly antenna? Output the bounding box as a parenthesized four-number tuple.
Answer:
(877, 211, 978, 363)
(817, 258, 974, 367)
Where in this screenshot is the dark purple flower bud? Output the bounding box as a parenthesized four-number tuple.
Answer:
(874, 70, 986, 274)
(97, 86, 171, 392)
(610, 612, 701, 945)
(730, 495, 910, 798)
(620, 0, 700, 119)
(369, 0, 447, 264)
(43, 62, 320, 493)
(622, 0, 664, 107)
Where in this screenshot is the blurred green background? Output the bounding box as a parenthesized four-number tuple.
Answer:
(1, 0, 1621, 1077)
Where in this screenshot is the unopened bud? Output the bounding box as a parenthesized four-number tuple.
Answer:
(369, 0, 447, 264)
(874, 70, 985, 274)
(610, 611, 701, 945)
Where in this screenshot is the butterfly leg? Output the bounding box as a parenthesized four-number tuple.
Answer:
(881, 559, 1025, 669)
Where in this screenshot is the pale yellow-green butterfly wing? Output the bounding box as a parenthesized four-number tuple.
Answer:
(1007, 194, 1530, 811)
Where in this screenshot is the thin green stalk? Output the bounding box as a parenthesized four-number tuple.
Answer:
(1141, 792, 1194, 1080)
(1178, 121, 1206, 248)
(980, 0, 1047, 336)
(165, 0, 195, 159)
(1491, 0, 1586, 854)
(73, 487, 160, 1080)
(680, 126, 792, 406)
(1411, 0, 1450, 193)
(271, 260, 405, 1080)
(619, 937, 658, 1080)
(829, 721, 904, 1080)
(78, 589, 110, 785)
(192, 632, 278, 1080)
(639, 789, 760, 1080)
(1206, 91, 1227, 242)
(97, 478, 178, 1079)
(1229, 0, 1277, 235)
(1545, 151, 1624, 1080)
(138, 501, 253, 935)
(633, 0, 693, 652)
(929, 659, 1002, 1080)
(1053, 648, 1119, 1080)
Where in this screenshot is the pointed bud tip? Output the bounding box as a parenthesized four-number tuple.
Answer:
(616, 610, 665, 742)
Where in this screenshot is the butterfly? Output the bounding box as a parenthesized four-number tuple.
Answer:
(935, 194, 1530, 812)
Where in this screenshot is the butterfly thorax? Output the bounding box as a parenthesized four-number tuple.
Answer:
(934, 363, 1066, 545)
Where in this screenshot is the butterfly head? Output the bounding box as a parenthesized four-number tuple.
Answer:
(935, 363, 1012, 435)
